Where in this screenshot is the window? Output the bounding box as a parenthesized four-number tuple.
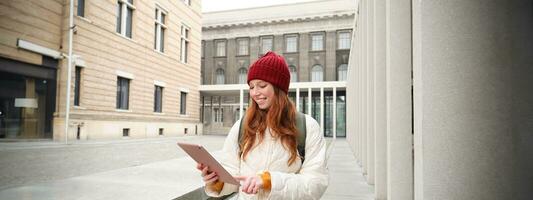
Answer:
(311, 65, 323, 82)
(338, 31, 351, 49)
(74, 66, 82, 106)
(289, 65, 297, 82)
(123, 128, 130, 137)
(116, 77, 130, 109)
(154, 7, 167, 52)
(260, 36, 273, 54)
(159, 128, 164, 135)
(116, 0, 134, 38)
(181, 25, 190, 63)
(311, 33, 324, 51)
(285, 35, 298, 53)
(201, 40, 205, 58)
(214, 108, 224, 122)
(154, 85, 163, 112)
(236, 38, 249, 56)
(337, 64, 348, 81)
(77, 0, 85, 17)
(215, 40, 226, 57)
(238, 68, 247, 84)
(215, 68, 225, 84)
(180, 91, 187, 115)
(183, 0, 191, 6)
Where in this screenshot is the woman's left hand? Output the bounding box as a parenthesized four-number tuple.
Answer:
(234, 175, 263, 194)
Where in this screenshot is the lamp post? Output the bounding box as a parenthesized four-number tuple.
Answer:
(65, 0, 74, 144)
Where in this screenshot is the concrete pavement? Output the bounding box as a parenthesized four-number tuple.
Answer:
(322, 139, 374, 200)
(0, 135, 226, 190)
(0, 137, 374, 199)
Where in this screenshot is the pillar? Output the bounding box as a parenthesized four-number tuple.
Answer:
(374, 0, 388, 198)
(366, 0, 375, 184)
(387, 0, 413, 199)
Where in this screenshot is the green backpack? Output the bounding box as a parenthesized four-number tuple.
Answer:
(238, 112, 307, 162)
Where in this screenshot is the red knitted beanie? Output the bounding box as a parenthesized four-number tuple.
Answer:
(247, 51, 290, 94)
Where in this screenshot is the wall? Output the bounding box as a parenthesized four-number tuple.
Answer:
(0, 0, 63, 65)
(54, 0, 202, 140)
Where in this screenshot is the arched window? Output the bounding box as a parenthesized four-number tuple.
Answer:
(289, 65, 297, 82)
(215, 68, 225, 84)
(337, 64, 348, 81)
(311, 65, 323, 82)
(238, 68, 247, 84)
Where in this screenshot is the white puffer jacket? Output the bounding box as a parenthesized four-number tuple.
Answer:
(205, 114, 329, 200)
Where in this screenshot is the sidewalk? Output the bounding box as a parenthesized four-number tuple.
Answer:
(0, 135, 226, 190)
(0, 136, 227, 200)
(322, 139, 374, 200)
(0, 137, 374, 199)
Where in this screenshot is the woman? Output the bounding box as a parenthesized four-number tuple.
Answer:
(197, 51, 328, 199)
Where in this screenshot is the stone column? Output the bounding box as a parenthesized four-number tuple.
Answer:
(362, 0, 369, 175)
(239, 89, 243, 119)
(386, 0, 413, 199)
(320, 87, 324, 136)
(366, 0, 375, 184)
(356, 2, 364, 163)
(373, 0, 388, 198)
(210, 96, 213, 125)
(412, 0, 531, 199)
(333, 87, 337, 139)
(296, 87, 300, 112)
(308, 88, 312, 116)
(346, 9, 359, 159)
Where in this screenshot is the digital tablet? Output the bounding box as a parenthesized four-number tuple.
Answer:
(177, 142, 240, 186)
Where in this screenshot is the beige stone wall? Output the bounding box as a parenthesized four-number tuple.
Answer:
(1, 0, 203, 141)
(0, 0, 63, 65)
(0, 0, 202, 139)
(52, 0, 203, 140)
(62, 119, 202, 140)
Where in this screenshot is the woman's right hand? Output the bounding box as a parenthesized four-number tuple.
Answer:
(196, 163, 219, 185)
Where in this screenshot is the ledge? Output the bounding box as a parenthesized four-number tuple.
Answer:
(173, 186, 235, 200)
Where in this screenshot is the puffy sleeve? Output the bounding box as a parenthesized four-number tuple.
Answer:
(204, 120, 241, 197)
(267, 115, 329, 199)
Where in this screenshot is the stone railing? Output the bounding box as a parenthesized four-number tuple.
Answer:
(174, 187, 236, 200)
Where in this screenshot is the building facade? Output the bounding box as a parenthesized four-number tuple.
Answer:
(0, 0, 202, 141)
(200, 0, 355, 136)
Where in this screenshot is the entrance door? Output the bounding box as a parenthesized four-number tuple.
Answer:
(0, 72, 55, 139)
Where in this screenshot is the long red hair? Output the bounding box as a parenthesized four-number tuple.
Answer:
(240, 87, 299, 165)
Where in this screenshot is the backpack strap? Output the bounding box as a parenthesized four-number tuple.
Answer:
(238, 112, 307, 162)
(238, 113, 246, 156)
(295, 112, 307, 163)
